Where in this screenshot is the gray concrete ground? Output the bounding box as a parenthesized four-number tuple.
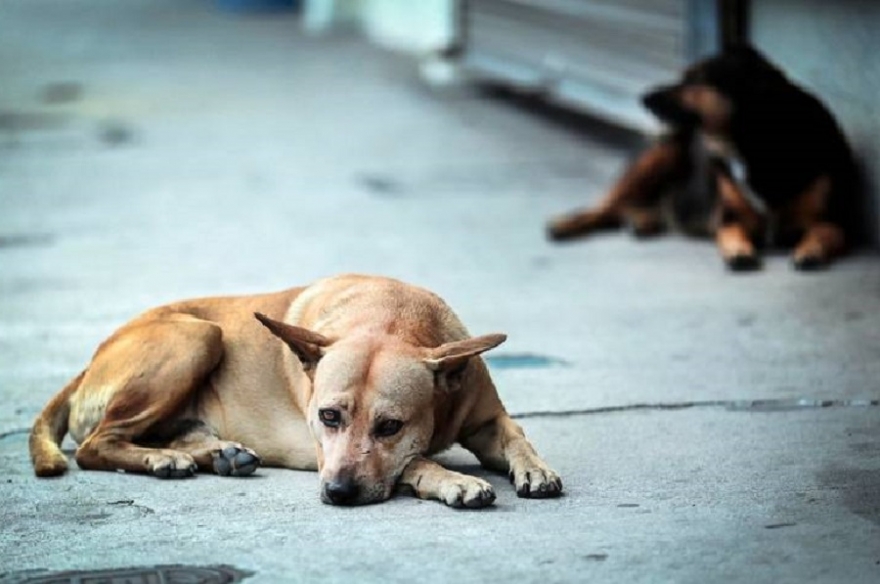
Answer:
(1, 1, 879, 582)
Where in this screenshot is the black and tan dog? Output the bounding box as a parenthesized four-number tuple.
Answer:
(547, 45, 858, 271)
(30, 274, 562, 508)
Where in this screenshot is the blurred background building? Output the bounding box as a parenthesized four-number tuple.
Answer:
(305, 0, 879, 242)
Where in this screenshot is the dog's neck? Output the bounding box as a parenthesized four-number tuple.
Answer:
(700, 131, 737, 160)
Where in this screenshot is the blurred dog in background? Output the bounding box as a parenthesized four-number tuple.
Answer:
(547, 46, 859, 271)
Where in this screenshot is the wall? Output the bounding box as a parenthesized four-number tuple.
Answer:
(303, 0, 454, 54)
(360, 0, 453, 53)
(751, 0, 880, 244)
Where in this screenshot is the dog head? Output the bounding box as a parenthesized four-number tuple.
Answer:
(642, 45, 787, 136)
(255, 312, 505, 505)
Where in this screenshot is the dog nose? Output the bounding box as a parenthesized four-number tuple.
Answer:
(641, 86, 700, 128)
(642, 86, 674, 112)
(323, 478, 360, 505)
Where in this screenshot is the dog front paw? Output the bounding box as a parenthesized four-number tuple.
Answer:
(792, 249, 828, 271)
(718, 227, 760, 272)
(438, 475, 496, 509)
(509, 463, 563, 499)
(725, 252, 761, 272)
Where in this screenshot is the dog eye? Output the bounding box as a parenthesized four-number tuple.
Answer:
(375, 419, 403, 438)
(319, 408, 341, 428)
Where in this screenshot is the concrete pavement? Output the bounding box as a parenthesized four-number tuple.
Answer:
(1, 1, 879, 582)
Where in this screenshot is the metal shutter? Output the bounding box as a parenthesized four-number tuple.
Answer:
(461, 0, 717, 133)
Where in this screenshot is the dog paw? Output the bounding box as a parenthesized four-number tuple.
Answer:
(213, 444, 261, 477)
(627, 211, 666, 239)
(630, 222, 666, 239)
(792, 253, 827, 271)
(33, 451, 68, 477)
(146, 451, 197, 479)
(546, 220, 579, 242)
(725, 253, 761, 272)
(438, 475, 496, 509)
(547, 213, 621, 242)
(509, 464, 563, 499)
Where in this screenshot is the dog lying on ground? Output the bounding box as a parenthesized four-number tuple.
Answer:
(547, 45, 858, 271)
(29, 274, 562, 508)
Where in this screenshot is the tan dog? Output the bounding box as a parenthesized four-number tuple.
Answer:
(29, 274, 562, 508)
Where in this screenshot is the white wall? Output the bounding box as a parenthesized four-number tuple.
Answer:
(303, 0, 455, 53)
(361, 0, 453, 53)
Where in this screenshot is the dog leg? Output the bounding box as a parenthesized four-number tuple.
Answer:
(715, 168, 763, 271)
(161, 420, 261, 477)
(716, 224, 759, 270)
(784, 175, 844, 270)
(74, 315, 224, 478)
(547, 135, 688, 241)
(461, 415, 562, 499)
(397, 456, 496, 509)
(30, 370, 85, 477)
(793, 222, 845, 270)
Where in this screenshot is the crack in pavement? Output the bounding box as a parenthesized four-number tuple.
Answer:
(1, 399, 877, 441)
(510, 398, 880, 419)
(0, 428, 29, 440)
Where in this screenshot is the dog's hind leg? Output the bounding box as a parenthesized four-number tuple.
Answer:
(547, 133, 689, 241)
(157, 420, 261, 477)
(460, 414, 563, 499)
(73, 314, 224, 478)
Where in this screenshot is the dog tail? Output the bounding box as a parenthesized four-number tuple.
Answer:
(29, 369, 85, 477)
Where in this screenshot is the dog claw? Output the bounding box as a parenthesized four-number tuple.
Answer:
(517, 471, 532, 497)
(464, 487, 496, 509)
(213, 444, 261, 477)
(512, 466, 563, 499)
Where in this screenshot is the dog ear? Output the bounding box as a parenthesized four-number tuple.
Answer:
(254, 313, 332, 371)
(423, 334, 507, 373)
